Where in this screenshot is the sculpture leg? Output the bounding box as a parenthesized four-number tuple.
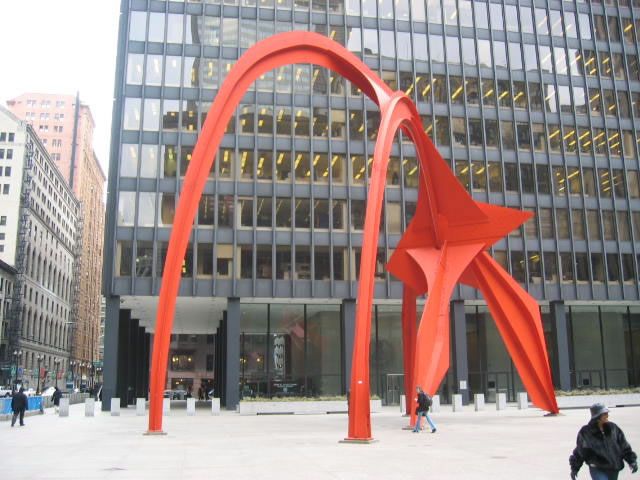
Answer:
(401, 285, 417, 417)
(470, 252, 559, 413)
(406, 242, 484, 424)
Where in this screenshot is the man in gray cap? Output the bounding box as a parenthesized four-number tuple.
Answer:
(569, 403, 637, 479)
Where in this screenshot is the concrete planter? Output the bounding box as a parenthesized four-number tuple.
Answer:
(239, 399, 382, 415)
(556, 393, 640, 409)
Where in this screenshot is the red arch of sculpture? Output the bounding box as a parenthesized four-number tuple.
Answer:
(146, 31, 559, 438)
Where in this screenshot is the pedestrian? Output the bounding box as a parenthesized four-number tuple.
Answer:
(569, 403, 637, 480)
(198, 386, 203, 401)
(52, 387, 62, 414)
(412, 385, 436, 433)
(10, 387, 28, 427)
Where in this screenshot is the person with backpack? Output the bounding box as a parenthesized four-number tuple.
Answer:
(412, 385, 436, 433)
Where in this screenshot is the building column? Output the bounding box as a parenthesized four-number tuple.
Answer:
(550, 301, 571, 391)
(451, 300, 470, 404)
(225, 297, 240, 410)
(126, 318, 139, 405)
(135, 326, 145, 398)
(341, 298, 356, 395)
(143, 333, 151, 399)
(102, 296, 120, 411)
(214, 322, 224, 401)
(117, 309, 131, 407)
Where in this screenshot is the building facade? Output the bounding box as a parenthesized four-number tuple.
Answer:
(0, 106, 80, 390)
(7, 93, 106, 388)
(0, 259, 17, 372)
(103, 0, 640, 409)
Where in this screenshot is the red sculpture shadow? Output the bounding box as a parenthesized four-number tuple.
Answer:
(146, 31, 559, 438)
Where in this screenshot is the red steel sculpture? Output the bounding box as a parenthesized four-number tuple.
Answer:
(146, 31, 559, 437)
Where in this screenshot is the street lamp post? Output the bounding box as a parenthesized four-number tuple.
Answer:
(12, 350, 22, 390)
(69, 360, 75, 389)
(54, 358, 61, 389)
(35, 355, 43, 394)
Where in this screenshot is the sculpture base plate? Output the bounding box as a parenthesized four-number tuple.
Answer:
(144, 430, 168, 436)
(340, 438, 378, 444)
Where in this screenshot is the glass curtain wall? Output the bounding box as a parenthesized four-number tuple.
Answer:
(239, 303, 341, 397)
(569, 305, 640, 389)
(466, 305, 524, 402)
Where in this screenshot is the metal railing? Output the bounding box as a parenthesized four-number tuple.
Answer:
(570, 368, 639, 390)
(468, 371, 517, 403)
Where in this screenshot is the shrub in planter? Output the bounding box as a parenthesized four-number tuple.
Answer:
(555, 388, 640, 397)
(241, 395, 381, 402)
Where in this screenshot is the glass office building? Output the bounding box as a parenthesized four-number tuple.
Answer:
(103, 0, 640, 409)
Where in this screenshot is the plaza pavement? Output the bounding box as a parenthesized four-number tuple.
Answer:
(1, 401, 639, 479)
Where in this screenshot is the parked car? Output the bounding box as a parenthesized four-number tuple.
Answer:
(163, 389, 186, 400)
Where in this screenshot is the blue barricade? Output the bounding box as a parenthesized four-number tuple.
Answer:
(28, 396, 42, 411)
(0, 398, 10, 414)
(0, 396, 42, 414)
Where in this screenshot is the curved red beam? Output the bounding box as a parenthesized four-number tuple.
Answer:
(148, 31, 399, 434)
(148, 31, 559, 438)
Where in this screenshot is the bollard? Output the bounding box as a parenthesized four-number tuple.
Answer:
(211, 397, 220, 416)
(496, 392, 507, 410)
(452, 394, 463, 412)
(85, 398, 95, 417)
(110, 398, 121, 416)
(400, 394, 406, 415)
(59, 398, 69, 417)
(474, 393, 485, 411)
(517, 392, 528, 409)
(163, 397, 171, 416)
(431, 395, 441, 413)
(136, 398, 146, 416)
(187, 398, 196, 416)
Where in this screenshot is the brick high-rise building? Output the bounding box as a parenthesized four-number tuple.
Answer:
(7, 93, 106, 388)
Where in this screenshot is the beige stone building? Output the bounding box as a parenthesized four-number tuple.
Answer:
(7, 93, 105, 388)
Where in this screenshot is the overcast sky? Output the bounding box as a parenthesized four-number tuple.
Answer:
(0, 0, 121, 175)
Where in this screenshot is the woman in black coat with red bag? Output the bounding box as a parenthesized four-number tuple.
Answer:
(52, 387, 62, 413)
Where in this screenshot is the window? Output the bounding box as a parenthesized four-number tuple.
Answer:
(520, 7, 533, 33)
(0, 216, 6, 225)
(239, 198, 253, 227)
(484, 119, 500, 148)
(170, 353, 195, 372)
(578, 13, 591, 40)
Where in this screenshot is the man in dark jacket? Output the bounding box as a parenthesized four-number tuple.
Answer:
(10, 387, 28, 427)
(412, 385, 436, 433)
(570, 403, 637, 480)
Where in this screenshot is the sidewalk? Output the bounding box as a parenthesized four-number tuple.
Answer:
(1, 403, 638, 479)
